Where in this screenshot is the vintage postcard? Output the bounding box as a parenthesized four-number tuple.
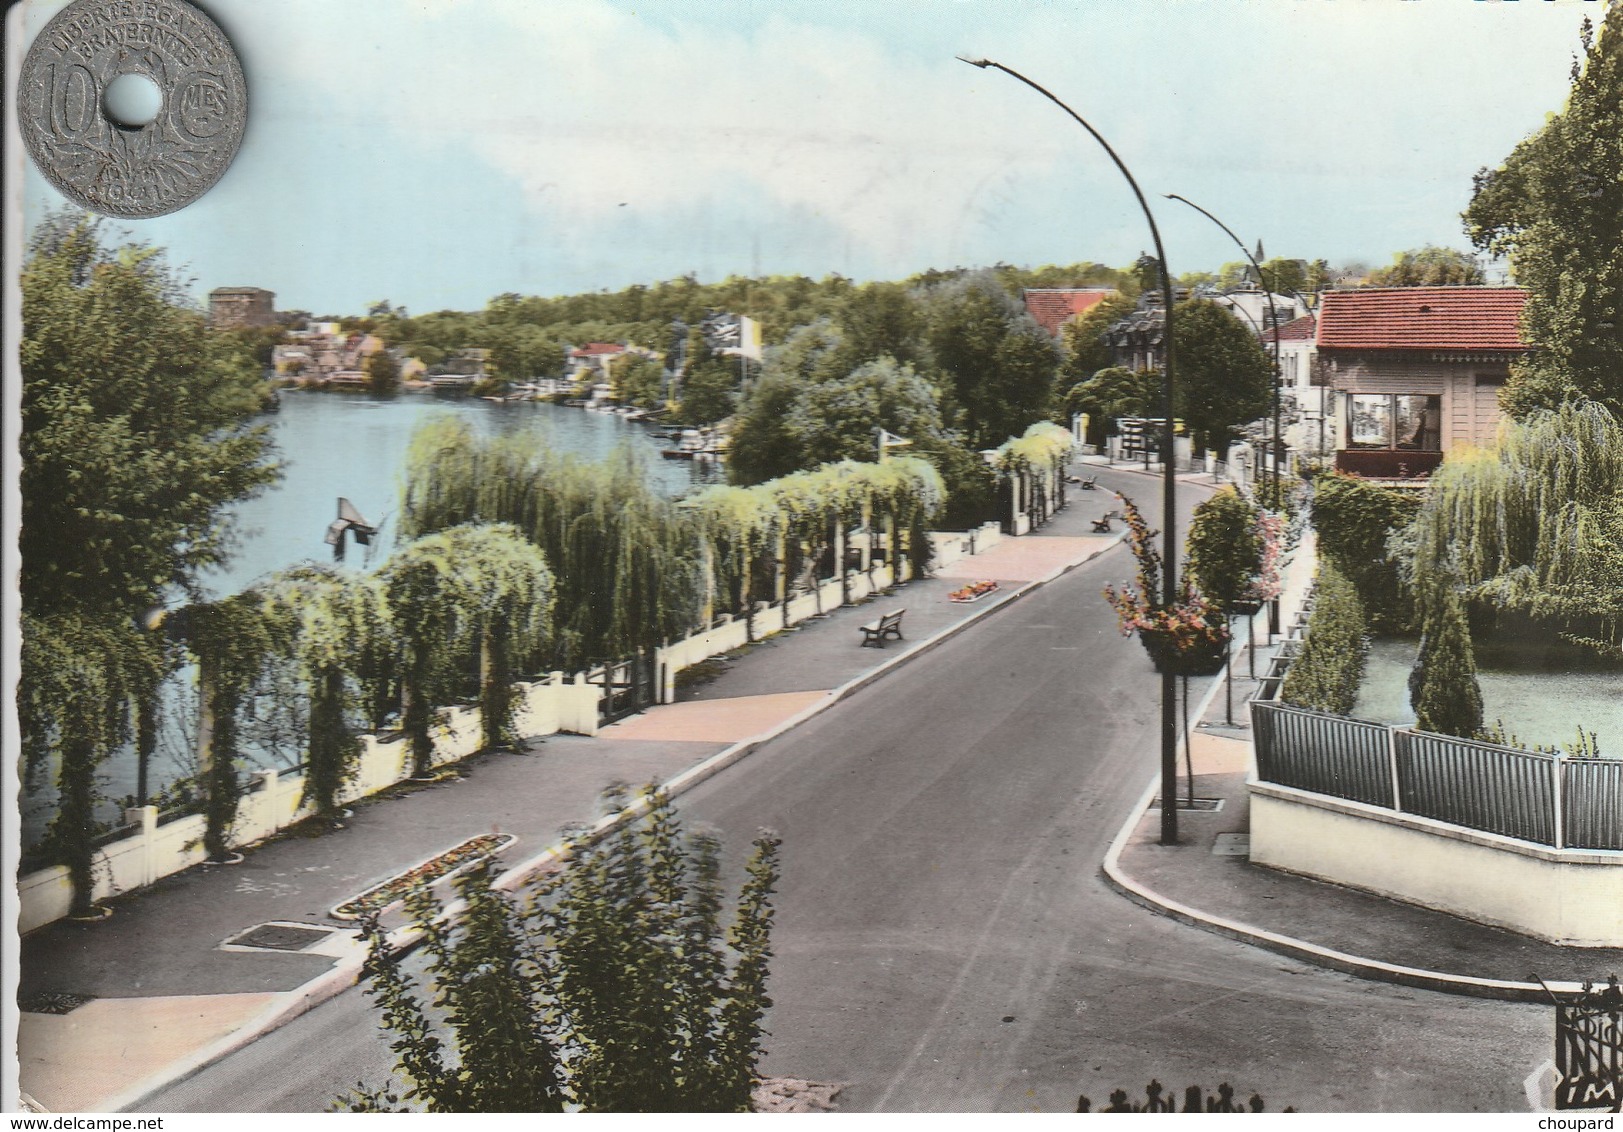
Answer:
(6, 0, 1622, 1117)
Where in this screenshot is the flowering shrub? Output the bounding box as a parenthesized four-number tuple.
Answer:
(1244, 511, 1286, 604)
(949, 580, 999, 603)
(332, 832, 516, 919)
(1102, 494, 1229, 667)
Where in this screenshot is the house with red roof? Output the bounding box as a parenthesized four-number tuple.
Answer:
(1022, 288, 1119, 338)
(1314, 286, 1527, 479)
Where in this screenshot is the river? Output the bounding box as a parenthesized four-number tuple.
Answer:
(202, 388, 706, 596)
(21, 390, 713, 848)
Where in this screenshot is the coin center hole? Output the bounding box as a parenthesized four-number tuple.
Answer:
(104, 73, 163, 128)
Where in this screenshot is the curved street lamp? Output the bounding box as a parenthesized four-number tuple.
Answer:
(959, 57, 1183, 845)
(1162, 194, 1288, 502)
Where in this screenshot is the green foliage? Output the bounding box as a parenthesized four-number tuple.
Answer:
(994, 421, 1072, 473)
(1366, 246, 1485, 287)
(786, 356, 945, 467)
(678, 339, 740, 425)
(342, 788, 781, 1113)
(1169, 299, 1272, 455)
(729, 321, 953, 485)
(401, 417, 699, 670)
(1062, 365, 1160, 444)
(918, 270, 1060, 450)
(611, 352, 666, 409)
(1281, 562, 1369, 716)
(260, 565, 392, 818)
(1057, 291, 1137, 390)
(365, 348, 401, 395)
(1409, 584, 1484, 739)
(910, 434, 996, 530)
(20, 212, 281, 621)
(379, 522, 555, 774)
(184, 592, 284, 860)
(1185, 488, 1264, 613)
(17, 612, 160, 913)
(1311, 471, 1421, 633)
(1399, 402, 1623, 647)
(1465, 8, 1623, 416)
(20, 213, 279, 903)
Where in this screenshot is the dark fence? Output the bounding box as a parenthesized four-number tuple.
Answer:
(1565, 759, 1623, 851)
(1251, 700, 1623, 851)
(1251, 702, 1393, 808)
(1395, 730, 1556, 845)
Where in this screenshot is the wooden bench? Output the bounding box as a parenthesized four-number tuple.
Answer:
(1077, 474, 1098, 490)
(859, 608, 906, 648)
(1091, 509, 1122, 533)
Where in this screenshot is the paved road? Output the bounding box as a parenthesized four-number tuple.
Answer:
(146, 467, 1550, 1113)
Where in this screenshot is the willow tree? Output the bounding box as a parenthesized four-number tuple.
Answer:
(17, 613, 159, 917)
(381, 524, 555, 774)
(846, 456, 945, 581)
(685, 485, 781, 639)
(261, 565, 393, 822)
(400, 416, 699, 669)
(447, 524, 555, 750)
(379, 530, 479, 779)
(1400, 401, 1623, 649)
(183, 592, 285, 862)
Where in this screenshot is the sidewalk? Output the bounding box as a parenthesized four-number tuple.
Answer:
(1105, 585, 1623, 1004)
(16, 470, 1130, 1113)
(25, 458, 1617, 1114)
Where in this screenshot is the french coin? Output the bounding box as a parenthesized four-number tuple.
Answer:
(17, 0, 247, 219)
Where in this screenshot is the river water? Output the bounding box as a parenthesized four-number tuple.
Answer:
(202, 389, 704, 596)
(22, 390, 711, 847)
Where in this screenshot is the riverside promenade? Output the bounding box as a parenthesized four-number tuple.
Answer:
(15, 457, 1613, 1113)
(16, 472, 1133, 1113)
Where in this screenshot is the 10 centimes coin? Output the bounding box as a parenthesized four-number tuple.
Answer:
(17, 0, 247, 219)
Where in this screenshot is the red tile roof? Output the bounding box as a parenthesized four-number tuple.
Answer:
(571, 342, 627, 357)
(1022, 288, 1118, 337)
(1315, 287, 1527, 352)
(1261, 314, 1317, 344)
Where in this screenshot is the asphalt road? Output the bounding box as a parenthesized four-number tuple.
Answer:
(146, 466, 1551, 1113)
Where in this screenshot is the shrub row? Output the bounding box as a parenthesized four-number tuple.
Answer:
(1281, 561, 1369, 716)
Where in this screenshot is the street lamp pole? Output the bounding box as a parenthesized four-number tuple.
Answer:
(1163, 195, 1283, 503)
(960, 57, 1182, 845)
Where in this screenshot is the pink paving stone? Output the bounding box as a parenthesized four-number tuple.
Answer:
(19, 992, 281, 1112)
(600, 690, 832, 743)
(932, 536, 1104, 582)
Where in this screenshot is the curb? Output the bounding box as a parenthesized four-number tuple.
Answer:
(111, 523, 1129, 1112)
(1097, 610, 1582, 1009)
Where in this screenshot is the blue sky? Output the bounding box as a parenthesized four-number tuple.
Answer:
(19, 0, 1598, 316)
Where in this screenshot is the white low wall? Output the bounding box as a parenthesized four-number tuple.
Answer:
(652, 565, 900, 702)
(928, 523, 1002, 570)
(1250, 782, 1623, 947)
(20, 517, 1031, 932)
(16, 678, 602, 935)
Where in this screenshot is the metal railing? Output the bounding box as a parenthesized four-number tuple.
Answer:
(1252, 699, 1623, 851)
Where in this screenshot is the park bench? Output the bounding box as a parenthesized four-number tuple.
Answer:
(1077, 474, 1098, 490)
(1091, 509, 1122, 533)
(859, 608, 906, 648)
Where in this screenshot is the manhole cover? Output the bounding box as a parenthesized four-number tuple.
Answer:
(223, 922, 338, 952)
(1149, 797, 1225, 813)
(19, 991, 96, 1015)
(1213, 833, 1251, 857)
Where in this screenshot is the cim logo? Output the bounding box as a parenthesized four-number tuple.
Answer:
(177, 76, 227, 138)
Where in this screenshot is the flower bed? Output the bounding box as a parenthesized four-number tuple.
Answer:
(331, 832, 517, 920)
(949, 580, 999, 603)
